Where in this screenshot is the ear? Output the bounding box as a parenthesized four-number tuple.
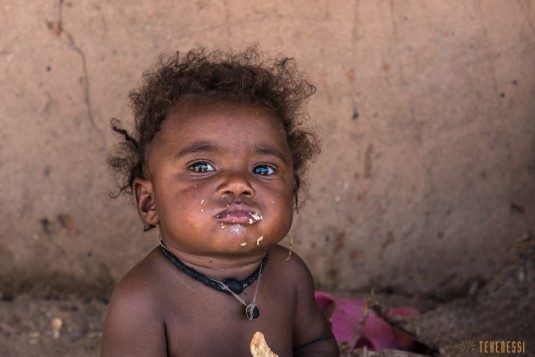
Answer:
(133, 178, 159, 226)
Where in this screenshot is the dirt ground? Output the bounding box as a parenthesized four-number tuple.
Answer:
(1, 235, 533, 357)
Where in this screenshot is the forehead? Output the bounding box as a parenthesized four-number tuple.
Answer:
(157, 100, 290, 152)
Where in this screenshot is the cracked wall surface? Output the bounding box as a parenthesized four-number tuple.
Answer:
(1, 0, 534, 299)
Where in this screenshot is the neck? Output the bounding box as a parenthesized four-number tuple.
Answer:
(159, 241, 268, 281)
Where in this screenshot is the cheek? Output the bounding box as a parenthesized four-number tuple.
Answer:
(268, 192, 294, 227)
(155, 187, 197, 221)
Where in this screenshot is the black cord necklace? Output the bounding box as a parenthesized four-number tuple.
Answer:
(159, 244, 267, 320)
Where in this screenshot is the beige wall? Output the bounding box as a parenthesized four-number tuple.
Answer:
(1, 0, 534, 299)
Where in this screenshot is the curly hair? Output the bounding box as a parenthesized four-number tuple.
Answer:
(108, 46, 319, 210)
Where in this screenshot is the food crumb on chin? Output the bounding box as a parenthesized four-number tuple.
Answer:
(240, 242, 247, 246)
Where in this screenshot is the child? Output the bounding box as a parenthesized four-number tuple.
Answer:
(101, 47, 339, 356)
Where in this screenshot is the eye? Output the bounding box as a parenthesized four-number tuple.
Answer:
(253, 164, 275, 176)
(189, 161, 215, 173)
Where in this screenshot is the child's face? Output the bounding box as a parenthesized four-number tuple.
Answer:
(136, 100, 295, 257)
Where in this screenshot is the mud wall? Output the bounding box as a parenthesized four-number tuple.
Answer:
(1, 0, 534, 299)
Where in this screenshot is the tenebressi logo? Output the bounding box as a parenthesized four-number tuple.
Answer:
(457, 339, 527, 354)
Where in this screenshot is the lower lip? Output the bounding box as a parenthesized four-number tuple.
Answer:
(217, 212, 255, 224)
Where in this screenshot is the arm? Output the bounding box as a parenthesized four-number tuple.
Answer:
(100, 275, 167, 357)
(290, 255, 339, 357)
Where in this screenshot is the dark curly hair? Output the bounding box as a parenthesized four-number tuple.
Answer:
(108, 46, 319, 210)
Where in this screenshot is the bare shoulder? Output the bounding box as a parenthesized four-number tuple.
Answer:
(268, 244, 315, 288)
(107, 247, 166, 310)
(100, 248, 168, 357)
(269, 245, 339, 356)
(269, 245, 309, 270)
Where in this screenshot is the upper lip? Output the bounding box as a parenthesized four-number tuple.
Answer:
(216, 203, 255, 216)
(215, 204, 261, 222)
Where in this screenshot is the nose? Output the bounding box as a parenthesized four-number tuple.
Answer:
(216, 171, 255, 198)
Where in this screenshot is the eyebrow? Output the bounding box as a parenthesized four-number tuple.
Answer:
(175, 141, 290, 165)
(254, 145, 290, 166)
(175, 141, 218, 159)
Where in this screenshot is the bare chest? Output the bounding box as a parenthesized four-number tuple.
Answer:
(162, 281, 295, 356)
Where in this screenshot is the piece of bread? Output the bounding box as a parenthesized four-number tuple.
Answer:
(250, 332, 278, 357)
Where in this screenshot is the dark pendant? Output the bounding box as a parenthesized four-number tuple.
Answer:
(223, 278, 244, 294)
(245, 304, 260, 320)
